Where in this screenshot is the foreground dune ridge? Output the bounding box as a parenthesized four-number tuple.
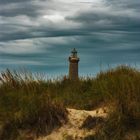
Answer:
(37, 107, 107, 140)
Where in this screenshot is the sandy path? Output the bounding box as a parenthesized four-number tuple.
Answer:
(37, 107, 107, 140)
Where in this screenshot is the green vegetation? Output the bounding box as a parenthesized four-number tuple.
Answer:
(0, 70, 67, 140)
(94, 66, 140, 140)
(0, 65, 140, 140)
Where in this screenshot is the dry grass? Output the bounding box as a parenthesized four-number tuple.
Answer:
(0, 69, 67, 140)
(86, 66, 140, 140)
(0, 65, 140, 140)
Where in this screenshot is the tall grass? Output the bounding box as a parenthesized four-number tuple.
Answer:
(46, 77, 106, 110)
(0, 69, 67, 140)
(90, 66, 140, 140)
(0, 66, 140, 139)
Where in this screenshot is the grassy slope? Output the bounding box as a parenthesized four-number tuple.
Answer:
(0, 66, 140, 139)
(0, 70, 67, 140)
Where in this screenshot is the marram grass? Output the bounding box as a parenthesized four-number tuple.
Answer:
(0, 66, 140, 140)
(0, 69, 68, 140)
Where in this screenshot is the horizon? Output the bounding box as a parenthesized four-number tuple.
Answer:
(0, 0, 140, 77)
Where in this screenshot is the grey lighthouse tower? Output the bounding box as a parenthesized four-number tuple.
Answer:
(69, 48, 80, 80)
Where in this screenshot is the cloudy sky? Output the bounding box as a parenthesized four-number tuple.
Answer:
(0, 0, 140, 77)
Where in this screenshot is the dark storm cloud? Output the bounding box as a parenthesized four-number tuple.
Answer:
(0, 27, 91, 41)
(1, 0, 139, 42)
(66, 7, 140, 33)
(0, 1, 41, 17)
(0, 0, 30, 4)
(0, 6, 40, 17)
(0, 0, 140, 76)
(107, 0, 140, 7)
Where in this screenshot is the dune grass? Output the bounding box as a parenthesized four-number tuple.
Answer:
(0, 66, 140, 139)
(0, 69, 67, 140)
(85, 66, 140, 140)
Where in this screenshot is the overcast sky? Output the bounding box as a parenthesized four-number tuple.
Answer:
(0, 0, 140, 77)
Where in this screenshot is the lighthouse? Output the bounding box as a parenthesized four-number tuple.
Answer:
(69, 48, 80, 80)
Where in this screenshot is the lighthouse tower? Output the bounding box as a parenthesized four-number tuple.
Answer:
(69, 48, 80, 80)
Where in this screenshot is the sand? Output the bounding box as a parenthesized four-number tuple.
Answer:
(37, 107, 107, 140)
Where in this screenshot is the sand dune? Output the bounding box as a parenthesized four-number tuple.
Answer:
(37, 107, 107, 140)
